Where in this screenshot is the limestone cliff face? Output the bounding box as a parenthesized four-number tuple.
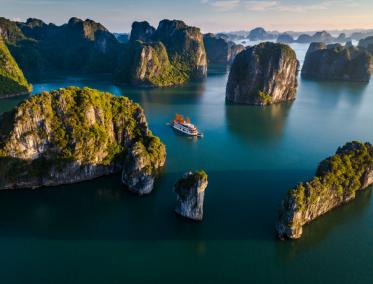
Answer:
(203, 34, 245, 64)
(130, 21, 155, 43)
(226, 42, 298, 105)
(0, 34, 32, 98)
(228, 41, 245, 63)
(277, 142, 373, 240)
(302, 42, 373, 81)
(122, 141, 166, 195)
(0, 87, 166, 191)
(113, 19, 207, 87)
(173, 171, 208, 220)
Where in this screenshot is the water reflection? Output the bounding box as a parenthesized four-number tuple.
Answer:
(299, 74, 369, 109)
(225, 100, 293, 145)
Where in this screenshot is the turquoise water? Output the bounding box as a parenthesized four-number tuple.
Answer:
(1, 43, 373, 283)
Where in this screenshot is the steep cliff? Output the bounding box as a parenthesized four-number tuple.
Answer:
(0, 17, 123, 73)
(130, 21, 155, 43)
(173, 171, 208, 220)
(0, 87, 166, 192)
(277, 141, 373, 240)
(358, 36, 373, 48)
(0, 34, 32, 98)
(203, 33, 244, 64)
(302, 43, 373, 81)
(113, 19, 207, 87)
(122, 141, 166, 195)
(226, 42, 298, 105)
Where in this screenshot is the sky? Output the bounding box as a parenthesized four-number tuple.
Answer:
(1, 0, 373, 33)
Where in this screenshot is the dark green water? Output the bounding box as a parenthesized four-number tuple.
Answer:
(1, 43, 373, 283)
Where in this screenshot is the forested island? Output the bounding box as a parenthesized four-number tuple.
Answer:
(277, 141, 373, 240)
(0, 87, 166, 194)
(302, 43, 373, 81)
(226, 42, 298, 105)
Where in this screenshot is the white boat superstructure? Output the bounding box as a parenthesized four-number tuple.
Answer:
(170, 114, 203, 137)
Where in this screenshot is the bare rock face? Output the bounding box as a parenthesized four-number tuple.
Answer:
(0, 87, 166, 191)
(302, 42, 373, 81)
(122, 141, 166, 196)
(130, 21, 155, 43)
(277, 141, 373, 240)
(173, 171, 208, 220)
(226, 42, 298, 105)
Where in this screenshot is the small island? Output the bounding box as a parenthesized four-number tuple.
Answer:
(226, 42, 298, 105)
(302, 43, 373, 81)
(277, 141, 373, 240)
(0, 87, 166, 193)
(173, 171, 208, 220)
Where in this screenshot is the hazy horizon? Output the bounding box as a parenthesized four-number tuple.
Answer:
(1, 0, 373, 33)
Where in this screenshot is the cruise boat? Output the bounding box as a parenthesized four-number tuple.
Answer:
(170, 114, 203, 137)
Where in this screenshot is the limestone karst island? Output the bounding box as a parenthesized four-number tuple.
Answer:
(1, 1, 373, 283)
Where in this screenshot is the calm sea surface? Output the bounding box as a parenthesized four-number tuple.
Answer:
(1, 41, 373, 284)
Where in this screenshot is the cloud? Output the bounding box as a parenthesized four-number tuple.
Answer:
(10, 1, 86, 4)
(210, 1, 341, 12)
(13, 17, 22, 22)
(201, 0, 209, 3)
(211, 0, 240, 11)
(242, 1, 277, 11)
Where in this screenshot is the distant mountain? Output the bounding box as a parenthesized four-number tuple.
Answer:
(224, 28, 373, 39)
(117, 34, 130, 43)
(0, 17, 123, 73)
(277, 31, 352, 44)
(203, 33, 244, 64)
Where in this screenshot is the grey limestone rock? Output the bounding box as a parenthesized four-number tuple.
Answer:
(173, 171, 208, 220)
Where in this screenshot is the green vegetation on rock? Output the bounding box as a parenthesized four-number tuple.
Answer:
(302, 44, 373, 81)
(0, 34, 31, 97)
(226, 42, 298, 105)
(0, 17, 123, 73)
(113, 19, 207, 87)
(0, 87, 165, 187)
(277, 141, 373, 239)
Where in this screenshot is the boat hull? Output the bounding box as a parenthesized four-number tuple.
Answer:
(170, 121, 203, 137)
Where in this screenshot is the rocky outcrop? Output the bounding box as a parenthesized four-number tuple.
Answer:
(203, 33, 245, 64)
(277, 141, 373, 240)
(277, 34, 295, 44)
(113, 19, 207, 87)
(345, 41, 353, 48)
(173, 171, 208, 220)
(358, 36, 373, 48)
(0, 17, 123, 73)
(0, 87, 166, 191)
(302, 42, 373, 81)
(0, 34, 32, 98)
(226, 42, 298, 105)
(130, 21, 155, 43)
(122, 141, 166, 196)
